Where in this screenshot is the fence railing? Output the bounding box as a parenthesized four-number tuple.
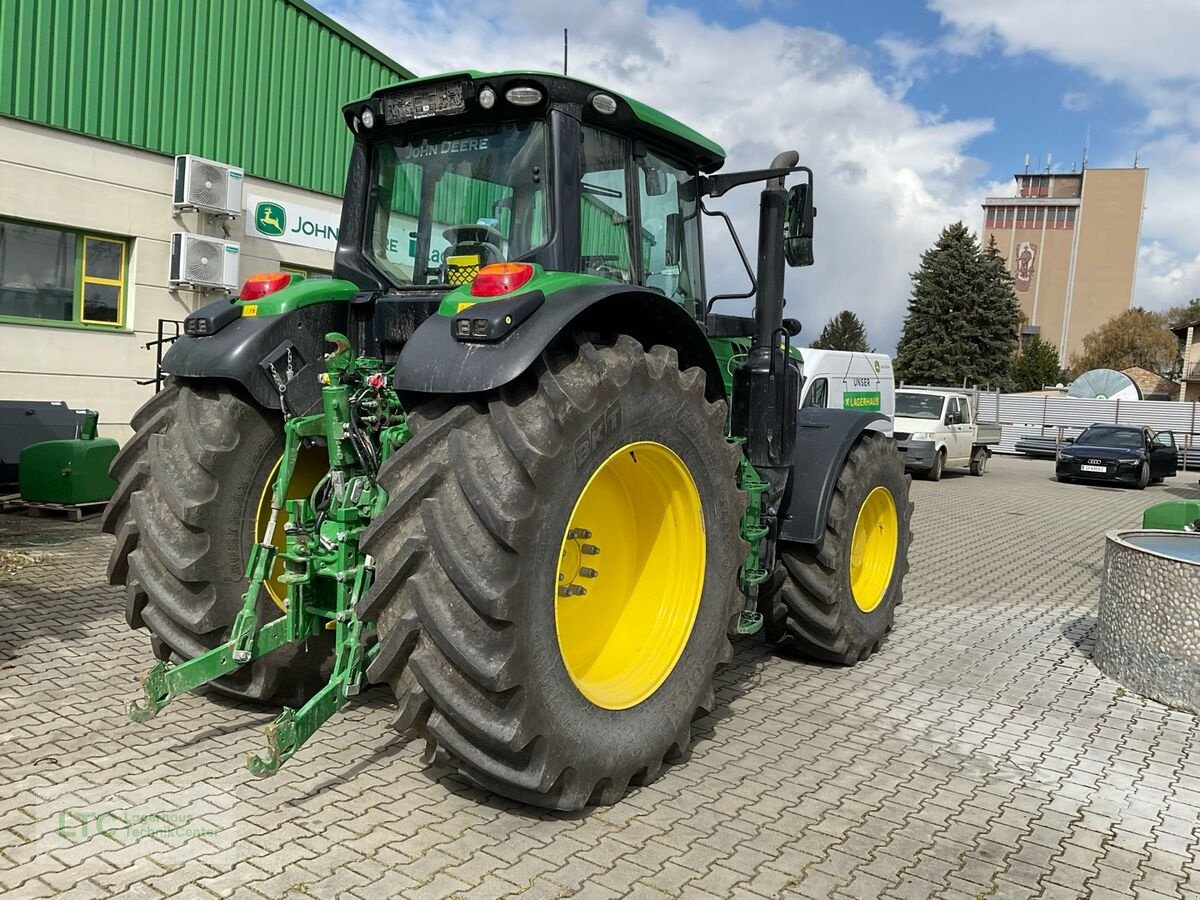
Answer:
(980, 391, 1200, 470)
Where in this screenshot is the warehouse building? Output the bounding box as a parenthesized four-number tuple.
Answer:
(981, 164, 1148, 365)
(0, 0, 412, 441)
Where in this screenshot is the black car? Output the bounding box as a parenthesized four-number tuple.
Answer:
(1055, 424, 1178, 489)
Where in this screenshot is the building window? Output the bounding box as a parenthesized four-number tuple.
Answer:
(0, 219, 129, 329)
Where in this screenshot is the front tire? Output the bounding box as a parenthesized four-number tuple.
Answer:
(969, 447, 988, 476)
(761, 432, 912, 664)
(1136, 462, 1150, 490)
(925, 449, 945, 481)
(358, 337, 744, 810)
(102, 382, 332, 704)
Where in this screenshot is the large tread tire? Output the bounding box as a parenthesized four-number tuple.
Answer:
(358, 336, 745, 810)
(102, 381, 332, 705)
(761, 432, 912, 664)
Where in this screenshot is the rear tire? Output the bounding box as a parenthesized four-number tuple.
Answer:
(102, 381, 332, 705)
(969, 447, 988, 476)
(357, 337, 744, 810)
(761, 432, 912, 664)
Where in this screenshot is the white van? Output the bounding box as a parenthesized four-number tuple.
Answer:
(797, 349, 895, 435)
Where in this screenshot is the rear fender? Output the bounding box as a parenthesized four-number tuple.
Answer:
(778, 408, 890, 546)
(162, 302, 348, 415)
(392, 284, 726, 402)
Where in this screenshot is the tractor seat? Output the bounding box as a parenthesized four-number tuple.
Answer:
(441, 224, 506, 286)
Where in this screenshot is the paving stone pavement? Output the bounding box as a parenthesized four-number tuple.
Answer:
(2, 454, 1199, 899)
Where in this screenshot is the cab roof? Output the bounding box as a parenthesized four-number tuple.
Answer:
(353, 70, 726, 173)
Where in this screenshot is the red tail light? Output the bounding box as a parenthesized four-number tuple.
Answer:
(239, 271, 293, 300)
(470, 263, 535, 297)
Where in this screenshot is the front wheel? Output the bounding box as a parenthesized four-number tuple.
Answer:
(761, 432, 912, 663)
(358, 337, 745, 809)
(1136, 462, 1150, 490)
(925, 449, 945, 482)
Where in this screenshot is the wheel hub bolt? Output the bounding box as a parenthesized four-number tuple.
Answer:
(581, 544, 600, 555)
(579, 567, 598, 578)
(558, 584, 587, 597)
(568, 528, 592, 540)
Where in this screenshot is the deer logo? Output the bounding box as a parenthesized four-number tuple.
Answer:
(255, 202, 286, 237)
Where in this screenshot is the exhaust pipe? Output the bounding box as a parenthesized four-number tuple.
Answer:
(731, 151, 801, 475)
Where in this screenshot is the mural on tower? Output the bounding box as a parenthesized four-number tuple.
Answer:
(1014, 241, 1037, 293)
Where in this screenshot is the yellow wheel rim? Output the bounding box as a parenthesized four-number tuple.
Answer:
(554, 441, 706, 710)
(253, 447, 328, 611)
(849, 486, 899, 613)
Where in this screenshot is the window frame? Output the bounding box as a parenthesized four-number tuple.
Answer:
(0, 216, 131, 331)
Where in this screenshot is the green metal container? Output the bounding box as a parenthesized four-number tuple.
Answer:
(1141, 500, 1200, 531)
(19, 437, 118, 504)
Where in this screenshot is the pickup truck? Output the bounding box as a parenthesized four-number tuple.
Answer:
(893, 388, 1002, 481)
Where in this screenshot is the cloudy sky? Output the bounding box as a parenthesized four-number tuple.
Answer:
(318, 0, 1200, 352)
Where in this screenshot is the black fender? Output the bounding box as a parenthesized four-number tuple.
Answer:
(777, 408, 890, 545)
(392, 284, 727, 402)
(162, 302, 348, 415)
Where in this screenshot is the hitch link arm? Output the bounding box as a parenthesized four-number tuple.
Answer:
(127, 414, 325, 723)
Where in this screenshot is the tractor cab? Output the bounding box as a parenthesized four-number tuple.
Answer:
(333, 71, 726, 355)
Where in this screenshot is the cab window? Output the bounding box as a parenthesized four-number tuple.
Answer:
(803, 377, 828, 409)
(637, 151, 702, 319)
(579, 126, 634, 283)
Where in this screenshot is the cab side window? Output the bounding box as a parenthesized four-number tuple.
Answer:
(803, 377, 828, 409)
(637, 151, 702, 319)
(579, 126, 634, 284)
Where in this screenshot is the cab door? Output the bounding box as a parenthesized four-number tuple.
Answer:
(945, 398, 971, 463)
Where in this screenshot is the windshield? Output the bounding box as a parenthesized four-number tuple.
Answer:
(1077, 426, 1143, 449)
(367, 121, 548, 287)
(895, 393, 944, 420)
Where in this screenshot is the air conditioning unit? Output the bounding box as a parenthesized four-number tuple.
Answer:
(173, 154, 243, 216)
(169, 233, 240, 291)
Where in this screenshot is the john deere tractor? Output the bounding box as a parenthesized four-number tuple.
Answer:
(103, 70, 911, 810)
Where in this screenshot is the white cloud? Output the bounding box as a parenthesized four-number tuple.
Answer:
(930, 0, 1200, 312)
(319, 0, 992, 351)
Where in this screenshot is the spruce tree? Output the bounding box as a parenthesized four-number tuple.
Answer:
(977, 234, 1022, 385)
(1011, 336, 1063, 391)
(810, 310, 871, 352)
(895, 223, 1021, 387)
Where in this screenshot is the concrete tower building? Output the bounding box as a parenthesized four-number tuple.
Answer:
(981, 164, 1148, 364)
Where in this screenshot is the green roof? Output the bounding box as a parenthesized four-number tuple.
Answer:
(366, 70, 726, 168)
(0, 0, 412, 195)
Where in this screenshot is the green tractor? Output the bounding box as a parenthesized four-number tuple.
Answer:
(103, 70, 912, 810)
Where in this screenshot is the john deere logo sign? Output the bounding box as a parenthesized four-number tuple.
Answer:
(255, 202, 286, 236)
(245, 194, 340, 251)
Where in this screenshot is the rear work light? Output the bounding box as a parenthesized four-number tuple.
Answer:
(469, 263, 535, 297)
(239, 271, 294, 301)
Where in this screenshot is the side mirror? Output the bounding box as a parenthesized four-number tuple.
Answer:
(665, 213, 681, 267)
(644, 166, 669, 197)
(783, 317, 802, 337)
(784, 182, 815, 267)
